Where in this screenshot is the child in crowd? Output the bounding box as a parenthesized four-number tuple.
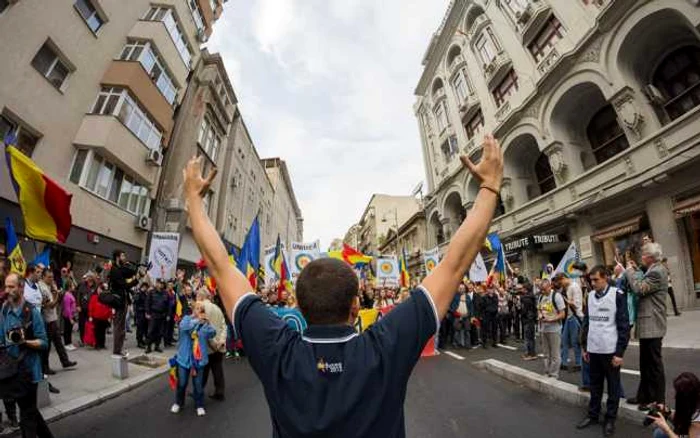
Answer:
(170, 302, 216, 417)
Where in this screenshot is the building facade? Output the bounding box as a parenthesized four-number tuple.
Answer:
(377, 210, 428, 281)
(0, 0, 226, 272)
(343, 223, 361, 250)
(415, 0, 700, 309)
(261, 158, 304, 246)
(356, 194, 422, 256)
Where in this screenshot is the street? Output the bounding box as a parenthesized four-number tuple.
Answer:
(49, 351, 647, 437)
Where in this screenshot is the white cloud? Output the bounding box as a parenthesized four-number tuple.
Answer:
(208, 0, 450, 249)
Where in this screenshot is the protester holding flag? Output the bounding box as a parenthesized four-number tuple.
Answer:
(170, 302, 216, 417)
(196, 289, 227, 402)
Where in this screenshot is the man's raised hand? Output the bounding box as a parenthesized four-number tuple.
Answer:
(459, 133, 504, 192)
(182, 156, 217, 200)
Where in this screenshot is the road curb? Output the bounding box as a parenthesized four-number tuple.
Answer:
(42, 365, 170, 424)
(474, 359, 647, 425)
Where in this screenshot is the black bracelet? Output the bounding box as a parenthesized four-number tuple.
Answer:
(480, 185, 500, 196)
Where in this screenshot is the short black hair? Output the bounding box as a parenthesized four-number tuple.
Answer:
(113, 249, 125, 261)
(296, 258, 358, 325)
(589, 265, 608, 278)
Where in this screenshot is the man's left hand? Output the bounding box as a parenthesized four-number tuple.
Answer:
(611, 356, 623, 368)
(182, 156, 217, 199)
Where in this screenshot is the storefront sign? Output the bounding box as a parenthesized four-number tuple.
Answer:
(579, 235, 593, 259)
(148, 232, 180, 279)
(503, 234, 562, 252)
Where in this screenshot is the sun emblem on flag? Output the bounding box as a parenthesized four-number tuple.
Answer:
(426, 259, 436, 272)
(296, 254, 312, 271)
(380, 261, 394, 274)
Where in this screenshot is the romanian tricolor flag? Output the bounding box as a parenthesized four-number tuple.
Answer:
(4, 138, 72, 243)
(237, 217, 260, 289)
(273, 235, 292, 297)
(328, 244, 372, 267)
(205, 275, 217, 294)
(167, 357, 178, 390)
(191, 329, 202, 362)
(399, 247, 410, 288)
(4, 217, 26, 275)
(174, 297, 183, 322)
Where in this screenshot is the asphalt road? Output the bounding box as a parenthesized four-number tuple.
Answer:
(48, 351, 648, 437)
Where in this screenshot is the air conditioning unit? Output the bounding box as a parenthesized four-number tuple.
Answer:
(197, 29, 208, 43)
(146, 149, 163, 167)
(135, 214, 152, 231)
(644, 84, 666, 105)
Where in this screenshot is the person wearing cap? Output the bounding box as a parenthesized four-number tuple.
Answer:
(181, 133, 504, 437)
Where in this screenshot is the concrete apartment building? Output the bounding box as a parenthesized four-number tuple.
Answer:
(0, 0, 226, 270)
(261, 158, 304, 246)
(415, 0, 700, 309)
(355, 195, 421, 256)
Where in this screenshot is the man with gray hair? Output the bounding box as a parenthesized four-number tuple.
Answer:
(196, 289, 227, 400)
(624, 242, 667, 411)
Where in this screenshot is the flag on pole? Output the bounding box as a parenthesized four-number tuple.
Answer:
(484, 233, 506, 282)
(469, 252, 488, 282)
(31, 247, 51, 268)
(273, 235, 292, 296)
(237, 217, 261, 289)
(4, 136, 72, 243)
(4, 217, 26, 275)
(399, 248, 410, 288)
(328, 244, 372, 267)
(422, 247, 440, 274)
(554, 242, 581, 277)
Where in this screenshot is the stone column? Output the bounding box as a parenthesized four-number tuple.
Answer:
(646, 195, 692, 310)
(440, 216, 452, 240)
(500, 178, 515, 213)
(610, 86, 660, 142)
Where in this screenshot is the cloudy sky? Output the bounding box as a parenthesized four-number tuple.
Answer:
(207, 0, 451, 249)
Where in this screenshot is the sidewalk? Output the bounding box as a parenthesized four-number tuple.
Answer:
(40, 329, 174, 422)
(629, 309, 700, 349)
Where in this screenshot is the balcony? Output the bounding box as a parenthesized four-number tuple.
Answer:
(129, 21, 189, 84)
(467, 14, 489, 40)
(73, 115, 160, 184)
(518, 2, 553, 46)
(495, 101, 512, 122)
(458, 95, 479, 119)
(537, 47, 560, 76)
(484, 51, 513, 89)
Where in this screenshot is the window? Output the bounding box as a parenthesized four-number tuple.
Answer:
(492, 69, 518, 107)
(435, 103, 448, 131)
(31, 42, 71, 90)
(91, 87, 163, 150)
(503, 0, 529, 19)
(535, 152, 555, 195)
(464, 109, 484, 140)
(198, 116, 222, 161)
(144, 7, 192, 68)
(529, 16, 565, 62)
(74, 0, 104, 33)
(0, 115, 40, 157)
(440, 136, 458, 161)
(452, 70, 470, 103)
(587, 105, 629, 165)
(653, 46, 700, 121)
(119, 41, 178, 104)
(476, 29, 500, 65)
(70, 149, 150, 215)
(187, 0, 205, 32)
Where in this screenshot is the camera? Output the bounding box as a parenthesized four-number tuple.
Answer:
(6, 327, 25, 345)
(643, 404, 672, 427)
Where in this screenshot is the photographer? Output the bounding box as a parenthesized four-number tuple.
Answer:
(1, 273, 53, 437)
(108, 250, 137, 357)
(647, 372, 700, 438)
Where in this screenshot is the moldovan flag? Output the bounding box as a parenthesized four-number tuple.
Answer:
(4, 140, 72, 243)
(4, 217, 26, 275)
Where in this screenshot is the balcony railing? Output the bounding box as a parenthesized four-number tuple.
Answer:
(537, 48, 559, 75)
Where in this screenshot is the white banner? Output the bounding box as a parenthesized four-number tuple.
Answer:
(376, 257, 399, 287)
(148, 232, 180, 280)
(290, 241, 321, 274)
(263, 244, 283, 286)
(469, 252, 488, 282)
(554, 242, 580, 276)
(422, 247, 440, 274)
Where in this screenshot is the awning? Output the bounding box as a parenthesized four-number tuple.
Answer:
(591, 215, 643, 242)
(673, 194, 700, 219)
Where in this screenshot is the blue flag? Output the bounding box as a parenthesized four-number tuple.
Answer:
(4, 217, 26, 274)
(237, 216, 261, 272)
(31, 247, 51, 267)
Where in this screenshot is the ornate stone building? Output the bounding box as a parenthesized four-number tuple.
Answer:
(414, 0, 700, 309)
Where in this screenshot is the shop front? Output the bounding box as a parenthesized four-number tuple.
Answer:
(502, 232, 570, 279)
(591, 215, 651, 268)
(674, 194, 700, 299)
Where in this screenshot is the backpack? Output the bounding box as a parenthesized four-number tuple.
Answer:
(0, 303, 35, 398)
(98, 287, 123, 309)
(539, 291, 563, 313)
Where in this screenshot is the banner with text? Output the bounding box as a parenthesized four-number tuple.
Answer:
(290, 241, 321, 275)
(422, 247, 440, 274)
(263, 244, 284, 286)
(376, 257, 400, 287)
(148, 232, 180, 280)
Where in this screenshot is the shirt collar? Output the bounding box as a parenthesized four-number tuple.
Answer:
(302, 324, 358, 344)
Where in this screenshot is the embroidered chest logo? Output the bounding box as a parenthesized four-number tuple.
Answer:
(316, 358, 344, 374)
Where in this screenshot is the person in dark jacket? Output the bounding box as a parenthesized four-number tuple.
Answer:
(519, 282, 538, 360)
(481, 286, 499, 348)
(108, 250, 137, 356)
(164, 281, 177, 347)
(132, 283, 149, 349)
(146, 280, 169, 353)
(75, 272, 97, 345)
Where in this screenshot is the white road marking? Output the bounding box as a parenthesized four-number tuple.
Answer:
(442, 350, 466, 361)
(497, 343, 517, 351)
(621, 369, 641, 376)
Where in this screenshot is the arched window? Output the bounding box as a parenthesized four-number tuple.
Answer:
(586, 105, 629, 165)
(535, 152, 555, 195)
(495, 195, 506, 218)
(653, 46, 700, 121)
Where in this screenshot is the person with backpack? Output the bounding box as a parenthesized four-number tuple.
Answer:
(520, 281, 538, 360)
(537, 278, 566, 379)
(0, 273, 53, 438)
(554, 272, 584, 373)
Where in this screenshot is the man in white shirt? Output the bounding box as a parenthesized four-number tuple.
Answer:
(23, 263, 43, 310)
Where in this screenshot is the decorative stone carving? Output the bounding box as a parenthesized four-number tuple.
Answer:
(612, 89, 645, 140)
(545, 143, 567, 179)
(624, 156, 636, 174)
(577, 38, 603, 64)
(654, 138, 668, 158)
(569, 185, 577, 200)
(500, 178, 514, 208)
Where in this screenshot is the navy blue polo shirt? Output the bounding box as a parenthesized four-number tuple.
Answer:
(233, 286, 439, 438)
